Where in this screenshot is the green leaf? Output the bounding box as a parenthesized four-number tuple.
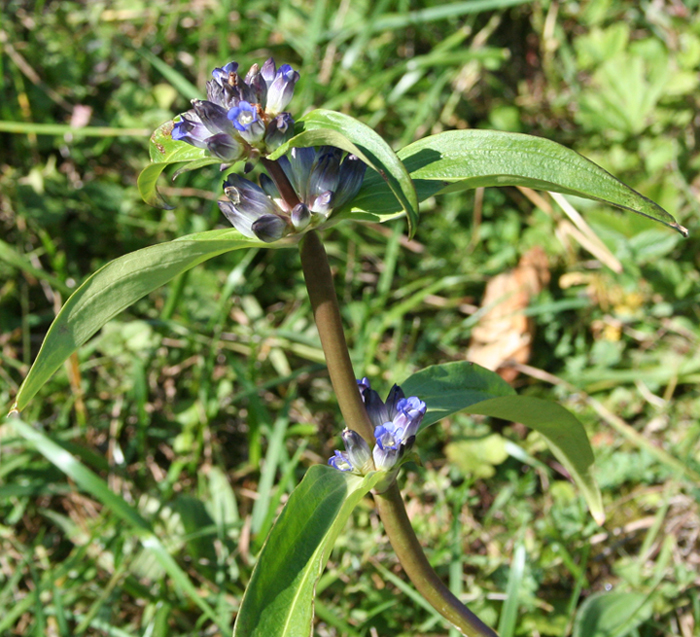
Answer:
(291, 109, 420, 238)
(400, 363, 603, 523)
(355, 129, 687, 236)
(139, 120, 221, 208)
(12, 229, 272, 412)
(573, 591, 652, 637)
(232, 465, 381, 637)
(6, 417, 228, 634)
(464, 396, 604, 525)
(400, 361, 516, 429)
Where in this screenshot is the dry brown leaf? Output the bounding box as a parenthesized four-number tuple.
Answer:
(467, 247, 550, 382)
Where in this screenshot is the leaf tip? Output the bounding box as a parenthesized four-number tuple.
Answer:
(593, 509, 606, 526)
(673, 221, 689, 238)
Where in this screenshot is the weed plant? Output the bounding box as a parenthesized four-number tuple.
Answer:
(1, 1, 699, 636)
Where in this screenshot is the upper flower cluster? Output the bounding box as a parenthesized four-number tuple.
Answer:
(219, 146, 366, 242)
(328, 379, 427, 475)
(172, 58, 299, 163)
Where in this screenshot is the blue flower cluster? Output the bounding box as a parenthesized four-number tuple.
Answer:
(219, 146, 365, 242)
(329, 379, 426, 475)
(172, 58, 299, 162)
(170, 59, 367, 243)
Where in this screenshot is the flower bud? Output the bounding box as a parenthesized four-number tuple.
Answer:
(192, 99, 234, 135)
(264, 113, 295, 150)
(265, 64, 300, 115)
(251, 214, 288, 242)
(342, 429, 373, 474)
(206, 133, 243, 162)
(291, 203, 311, 231)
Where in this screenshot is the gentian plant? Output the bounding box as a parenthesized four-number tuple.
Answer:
(8, 57, 688, 636)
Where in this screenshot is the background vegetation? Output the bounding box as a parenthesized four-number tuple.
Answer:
(1, 0, 699, 635)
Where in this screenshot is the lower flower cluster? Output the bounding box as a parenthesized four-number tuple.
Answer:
(328, 379, 426, 475)
(219, 146, 365, 242)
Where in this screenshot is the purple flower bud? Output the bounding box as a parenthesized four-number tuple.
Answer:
(357, 377, 371, 393)
(218, 200, 258, 238)
(258, 173, 280, 200)
(284, 147, 316, 199)
(211, 61, 238, 85)
(219, 174, 285, 239)
(265, 64, 300, 115)
(373, 445, 399, 471)
(171, 112, 209, 148)
(172, 58, 301, 162)
(291, 203, 311, 230)
(206, 133, 243, 162)
(224, 174, 278, 217)
(264, 113, 295, 150)
(261, 58, 277, 84)
(342, 429, 372, 473)
(309, 191, 334, 216)
(251, 214, 288, 242)
(308, 148, 342, 198)
(332, 154, 366, 210)
(192, 99, 235, 135)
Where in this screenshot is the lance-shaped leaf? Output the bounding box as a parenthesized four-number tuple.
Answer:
(12, 229, 274, 412)
(401, 362, 604, 524)
(233, 465, 382, 637)
(273, 109, 419, 238)
(139, 120, 222, 208)
(353, 129, 687, 236)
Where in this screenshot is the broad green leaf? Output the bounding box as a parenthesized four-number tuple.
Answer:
(293, 109, 419, 238)
(464, 396, 604, 524)
(6, 417, 228, 634)
(573, 591, 652, 637)
(401, 361, 516, 429)
(232, 465, 382, 637)
(400, 363, 602, 523)
(12, 229, 273, 412)
(354, 129, 687, 236)
(139, 120, 221, 207)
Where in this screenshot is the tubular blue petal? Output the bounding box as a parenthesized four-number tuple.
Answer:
(291, 203, 311, 230)
(251, 214, 288, 242)
(342, 429, 372, 473)
(264, 113, 295, 150)
(206, 133, 243, 162)
(328, 450, 353, 472)
(309, 190, 334, 216)
(172, 112, 209, 148)
(308, 149, 341, 198)
(192, 99, 235, 135)
(265, 64, 300, 115)
(333, 154, 367, 210)
(218, 200, 257, 238)
(258, 173, 281, 200)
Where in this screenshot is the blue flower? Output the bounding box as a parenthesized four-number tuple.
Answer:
(171, 58, 299, 163)
(328, 379, 426, 476)
(328, 429, 373, 474)
(219, 146, 366, 242)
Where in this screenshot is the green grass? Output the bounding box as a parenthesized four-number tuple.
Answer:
(2, 0, 700, 635)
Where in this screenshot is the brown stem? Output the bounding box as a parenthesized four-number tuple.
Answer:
(299, 231, 374, 442)
(261, 157, 300, 209)
(375, 483, 499, 637)
(299, 230, 499, 637)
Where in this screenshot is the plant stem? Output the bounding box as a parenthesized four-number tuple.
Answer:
(299, 230, 498, 637)
(375, 483, 499, 637)
(299, 231, 374, 443)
